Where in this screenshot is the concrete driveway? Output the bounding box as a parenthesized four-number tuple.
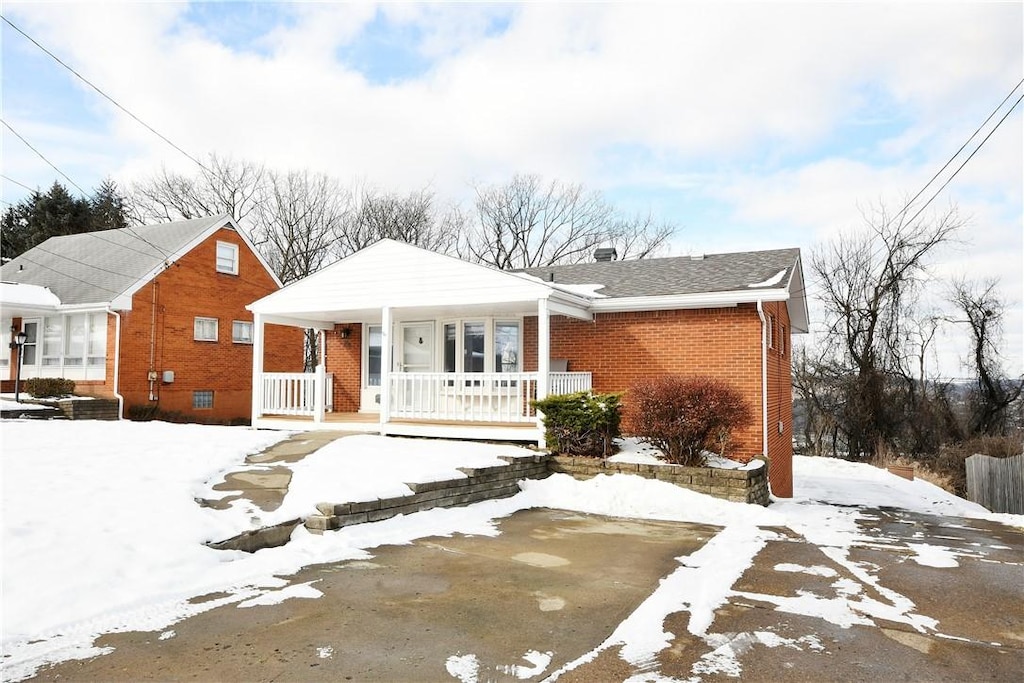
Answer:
(29, 509, 719, 681)
(28, 506, 1023, 682)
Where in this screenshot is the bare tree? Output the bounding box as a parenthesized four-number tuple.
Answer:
(253, 170, 350, 285)
(464, 174, 676, 269)
(949, 277, 1023, 436)
(810, 201, 964, 457)
(337, 186, 463, 256)
(127, 153, 266, 228)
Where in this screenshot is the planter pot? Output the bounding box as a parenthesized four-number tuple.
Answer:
(887, 465, 915, 481)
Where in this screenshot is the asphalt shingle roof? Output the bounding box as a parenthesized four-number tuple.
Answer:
(0, 215, 228, 305)
(519, 248, 801, 298)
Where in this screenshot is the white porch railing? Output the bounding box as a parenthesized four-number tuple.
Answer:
(390, 371, 592, 423)
(261, 372, 334, 416)
(550, 371, 593, 395)
(258, 371, 591, 422)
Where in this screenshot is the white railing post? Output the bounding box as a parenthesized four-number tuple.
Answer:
(379, 307, 392, 433)
(251, 313, 265, 423)
(536, 298, 550, 447)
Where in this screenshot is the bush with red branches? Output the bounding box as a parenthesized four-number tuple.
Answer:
(625, 375, 752, 466)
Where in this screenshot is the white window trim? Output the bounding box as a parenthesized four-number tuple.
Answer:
(194, 317, 219, 342)
(216, 241, 239, 275)
(232, 320, 253, 344)
(441, 317, 523, 374)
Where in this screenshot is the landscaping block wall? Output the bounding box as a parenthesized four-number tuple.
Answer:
(305, 455, 550, 532)
(548, 455, 771, 506)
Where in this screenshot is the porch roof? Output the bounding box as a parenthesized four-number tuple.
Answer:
(247, 240, 592, 327)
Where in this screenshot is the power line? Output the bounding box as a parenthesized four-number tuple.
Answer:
(1, 174, 36, 193)
(1, 15, 209, 174)
(902, 90, 1023, 229)
(891, 78, 1024, 226)
(12, 254, 123, 296)
(0, 118, 88, 195)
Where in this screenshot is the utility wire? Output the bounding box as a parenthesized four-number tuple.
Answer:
(0, 119, 87, 195)
(902, 90, 1023, 228)
(1, 15, 210, 173)
(1, 174, 36, 193)
(892, 78, 1024, 226)
(13, 254, 124, 295)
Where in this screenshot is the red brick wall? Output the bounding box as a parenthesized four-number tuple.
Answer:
(525, 304, 794, 497)
(325, 323, 363, 413)
(118, 227, 303, 421)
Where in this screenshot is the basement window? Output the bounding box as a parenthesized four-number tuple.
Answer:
(193, 390, 214, 409)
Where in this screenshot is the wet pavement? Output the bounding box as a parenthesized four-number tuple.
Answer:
(29, 509, 719, 682)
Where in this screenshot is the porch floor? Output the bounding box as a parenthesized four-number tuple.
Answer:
(253, 412, 542, 443)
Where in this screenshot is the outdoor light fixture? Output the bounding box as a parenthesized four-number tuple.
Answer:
(12, 329, 28, 403)
(338, 327, 352, 340)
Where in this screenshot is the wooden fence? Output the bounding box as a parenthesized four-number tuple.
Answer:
(965, 453, 1024, 514)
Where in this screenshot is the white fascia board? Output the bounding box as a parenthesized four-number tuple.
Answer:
(258, 313, 334, 330)
(548, 300, 592, 321)
(590, 288, 790, 313)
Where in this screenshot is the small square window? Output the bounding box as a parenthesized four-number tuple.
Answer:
(216, 241, 239, 275)
(193, 390, 214, 409)
(194, 317, 218, 341)
(233, 320, 253, 344)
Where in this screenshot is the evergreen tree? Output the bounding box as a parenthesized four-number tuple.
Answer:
(0, 180, 128, 260)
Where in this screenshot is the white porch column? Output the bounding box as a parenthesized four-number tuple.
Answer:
(251, 312, 265, 424)
(536, 298, 550, 447)
(379, 306, 392, 433)
(313, 330, 326, 424)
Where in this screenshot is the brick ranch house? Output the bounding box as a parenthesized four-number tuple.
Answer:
(247, 240, 808, 496)
(0, 215, 302, 421)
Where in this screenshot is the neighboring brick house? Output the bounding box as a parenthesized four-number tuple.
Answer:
(0, 215, 302, 421)
(246, 240, 808, 496)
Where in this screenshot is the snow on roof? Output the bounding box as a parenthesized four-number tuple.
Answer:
(747, 268, 788, 288)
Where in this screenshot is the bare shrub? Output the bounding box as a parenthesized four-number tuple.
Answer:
(625, 376, 752, 466)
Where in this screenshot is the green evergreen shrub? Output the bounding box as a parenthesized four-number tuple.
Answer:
(532, 391, 621, 457)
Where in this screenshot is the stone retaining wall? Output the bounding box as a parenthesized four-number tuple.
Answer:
(57, 398, 120, 421)
(548, 455, 771, 506)
(305, 455, 550, 532)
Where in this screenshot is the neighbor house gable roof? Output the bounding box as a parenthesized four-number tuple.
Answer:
(0, 215, 280, 310)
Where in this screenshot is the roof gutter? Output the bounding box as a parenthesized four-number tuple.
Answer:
(756, 300, 768, 467)
(590, 288, 789, 313)
(105, 306, 124, 420)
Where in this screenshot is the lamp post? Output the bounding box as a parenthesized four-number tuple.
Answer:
(10, 328, 28, 403)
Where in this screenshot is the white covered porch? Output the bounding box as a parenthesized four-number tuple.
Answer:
(247, 240, 598, 444)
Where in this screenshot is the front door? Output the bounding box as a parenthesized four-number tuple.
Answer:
(398, 322, 435, 412)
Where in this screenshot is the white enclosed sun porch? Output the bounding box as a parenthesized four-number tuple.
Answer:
(247, 240, 597, 444)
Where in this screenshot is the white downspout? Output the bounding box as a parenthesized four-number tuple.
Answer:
(106, 307, 124, 420)
(756, 300, 768, 460)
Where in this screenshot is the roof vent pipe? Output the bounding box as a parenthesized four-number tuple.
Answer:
(594, 247, 617, 262)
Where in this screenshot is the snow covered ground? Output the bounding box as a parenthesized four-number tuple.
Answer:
(1, 420, 1020, 682)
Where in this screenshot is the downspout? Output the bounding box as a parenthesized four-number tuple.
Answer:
(106, 307, 124, 420)
(756, 300, 768, 460)
(148, 283, 158, 401)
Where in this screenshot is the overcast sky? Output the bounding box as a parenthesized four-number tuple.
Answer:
(1, 1, 1021, 377)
